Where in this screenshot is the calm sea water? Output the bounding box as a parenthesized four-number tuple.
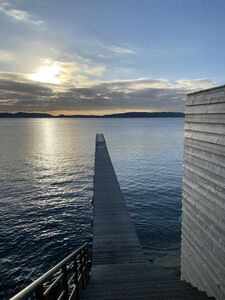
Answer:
(0, 118, 184, 299)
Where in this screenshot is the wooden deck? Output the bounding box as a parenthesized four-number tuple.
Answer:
(82, 134, 213, 300)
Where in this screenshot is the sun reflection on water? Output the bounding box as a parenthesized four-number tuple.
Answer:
(40, 119, 57, 152)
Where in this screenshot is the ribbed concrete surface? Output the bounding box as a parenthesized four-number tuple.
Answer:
(182, 86, 225, 300)
(83, 134, 213, 300)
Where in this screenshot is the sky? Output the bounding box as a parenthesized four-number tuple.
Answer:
(0, 0, 225, 115)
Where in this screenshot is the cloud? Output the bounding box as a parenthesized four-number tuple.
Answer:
(0, 1, 44, 26)
(100, 43, 136, 56)
(0, 50, 14, 62)
(83, 65, 106, 76)
(0, 72, 215, 114)
(110, 46, 135, 54)
(85, 39, 136, 58)
(176, 79, 214, 90)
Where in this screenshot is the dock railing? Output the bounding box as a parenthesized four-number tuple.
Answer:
(10, 243, 91, 300)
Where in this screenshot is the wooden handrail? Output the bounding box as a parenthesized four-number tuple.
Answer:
(10, 243, 91, 300)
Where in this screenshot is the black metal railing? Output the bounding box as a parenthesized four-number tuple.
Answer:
(11, 243, 91, 300)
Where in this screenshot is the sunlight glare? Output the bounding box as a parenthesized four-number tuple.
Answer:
(28, 63, 61, 84)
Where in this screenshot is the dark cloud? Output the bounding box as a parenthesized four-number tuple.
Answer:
(0, 73, 215, 114)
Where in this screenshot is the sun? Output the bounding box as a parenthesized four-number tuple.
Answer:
(28, 63, 61, 84)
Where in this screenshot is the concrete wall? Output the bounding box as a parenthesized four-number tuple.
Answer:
(181, 85, 225, 300)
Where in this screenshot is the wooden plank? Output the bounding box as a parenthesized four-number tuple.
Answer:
(185, 130, 225, 146)
(184, 145, 225, 167)
(183, 180, 225, 213)
(183, 193, 225, 238)
(185, 122, 225, 135)
(183, 167, 225, 206)
(186, 88, 225, 106)
(184, 162, 225, 193)
(182, 211, 225, 271)
(185, 102, 225, 114)
(181, 228, 222, 292)
(185, 113, 225, 125)
(182, 217, 224, 273)
(184, 152, 225, 178)
(184, 138, 225, 158)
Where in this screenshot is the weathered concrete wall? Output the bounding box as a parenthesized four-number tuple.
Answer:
(181, 85, 225, 300)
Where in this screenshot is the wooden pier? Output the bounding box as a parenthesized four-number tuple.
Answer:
(82, 134, 212, 300)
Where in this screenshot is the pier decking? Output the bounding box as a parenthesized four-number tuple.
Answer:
(82, 134, 212, 300)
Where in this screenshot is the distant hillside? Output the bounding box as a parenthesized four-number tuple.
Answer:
(100, 112, 184, 118)
(0, 112, 53, 118)
(0, 111, 184, 118)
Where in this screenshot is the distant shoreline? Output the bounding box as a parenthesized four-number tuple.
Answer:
(0, 112, 184, 118)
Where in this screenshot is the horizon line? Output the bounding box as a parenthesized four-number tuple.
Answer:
(0, 111, 184, 118)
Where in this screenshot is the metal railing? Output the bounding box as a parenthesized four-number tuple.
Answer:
(11, 243, 91, 300)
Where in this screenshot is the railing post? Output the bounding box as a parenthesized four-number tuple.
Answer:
(88, 245, 92, 278)
(35, 284, 45, 300)
(62, 265, 69, 299)
(84, 246, 89, 282)
(74, 256, 80, 300)
(80, 250, 85, 289)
